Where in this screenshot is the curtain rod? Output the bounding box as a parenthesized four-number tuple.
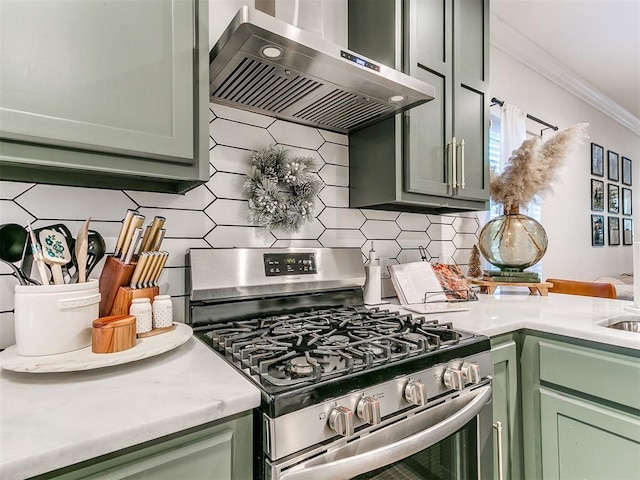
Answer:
(490, 97, 559, 132)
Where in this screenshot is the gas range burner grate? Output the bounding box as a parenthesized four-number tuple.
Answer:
(202, 306, 468, 387)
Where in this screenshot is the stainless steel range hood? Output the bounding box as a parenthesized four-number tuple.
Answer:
(209, 6, 435, 134)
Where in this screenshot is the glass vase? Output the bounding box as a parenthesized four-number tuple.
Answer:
(478, 206, 548, 271)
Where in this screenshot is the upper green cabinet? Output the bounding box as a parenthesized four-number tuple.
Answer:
(0, 0, 209, 194)
(348, 0, 490, 213)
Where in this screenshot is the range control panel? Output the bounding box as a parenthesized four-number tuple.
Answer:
(264, 252, 316, 277)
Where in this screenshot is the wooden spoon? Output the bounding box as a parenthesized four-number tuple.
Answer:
(75, 218, 91, 283)
(39, 229, 71, 285)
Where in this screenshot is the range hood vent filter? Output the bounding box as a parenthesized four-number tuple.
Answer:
(209, 7, 435, 134)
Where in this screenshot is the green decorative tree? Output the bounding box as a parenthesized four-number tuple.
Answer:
(468, 245, 482, 278)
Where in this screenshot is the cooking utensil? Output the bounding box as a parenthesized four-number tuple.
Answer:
(129, 252, 150, 289)
(26, 223, 49, 285)
(0, 223, 38, 285)
(123, 227, 143, 265)
(140, 216, 165, 253)
(151, 228, 166, 251)
(39, 229, 71, 285)
(23, 224, 75, 283)
(75, 218, 91, 283)
(69, 229, 106, 283)
(114, 209, 137, 257)
(119, 214, 145, 261)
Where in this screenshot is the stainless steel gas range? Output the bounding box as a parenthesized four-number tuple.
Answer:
(188, 248, 494, 480)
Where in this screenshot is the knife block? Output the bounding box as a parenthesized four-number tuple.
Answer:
(98, 256, 136, 317)
(110, 286, 160, 317)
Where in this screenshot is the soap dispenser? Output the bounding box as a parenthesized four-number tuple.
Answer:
(363, 242, 382, 305)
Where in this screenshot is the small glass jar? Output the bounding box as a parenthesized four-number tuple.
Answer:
(152, 295, 173, 329)
(129, 298, 152, 334)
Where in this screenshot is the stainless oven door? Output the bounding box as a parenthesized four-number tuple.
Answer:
(274, 384, 492, 480)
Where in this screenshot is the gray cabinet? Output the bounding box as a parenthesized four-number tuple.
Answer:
(36, 413, 253, 480)
(490, 335, 522, 480)
(0, 0, 209, 194)
(348, 0, 490, 213)
(521, 335, 640, 480)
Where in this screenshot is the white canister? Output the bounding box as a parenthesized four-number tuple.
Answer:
(130, 298, 152, 334)
(152, 295, 173, 329)
(14, 279, 100, 356)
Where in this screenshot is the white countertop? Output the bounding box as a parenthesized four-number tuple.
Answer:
(396, 289, 640, 351)
(1, 292, 638, 479)
(0, 337, 261, 480)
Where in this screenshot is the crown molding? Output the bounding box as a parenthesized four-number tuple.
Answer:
(490, 13, 640, 137)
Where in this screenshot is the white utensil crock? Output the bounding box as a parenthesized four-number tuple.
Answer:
(14, 280, 100, 356)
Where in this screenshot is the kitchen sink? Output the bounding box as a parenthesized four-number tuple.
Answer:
(600, 314, 640, 333)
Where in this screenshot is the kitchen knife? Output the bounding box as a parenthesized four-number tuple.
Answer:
(140, 216, 165, 253)
(151, 228, 166, 251)
(136, 251, 158, 289)
(113, 210, 136, 257)
(142, 252, 161, 288)
(146, 251, 168, 288)
(123, 227, 143, 265)
(138, 225, 151, 252)
(152, 252, 169, 286)
(119, 214, 145, 262)
(128, 252, 149, 289)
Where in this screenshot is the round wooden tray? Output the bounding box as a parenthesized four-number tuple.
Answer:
(0, 323, 192, 373)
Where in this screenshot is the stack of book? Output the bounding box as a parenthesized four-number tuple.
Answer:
(483, 270, 540, 283)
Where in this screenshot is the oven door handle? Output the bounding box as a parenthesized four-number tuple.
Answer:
(280, 384, 492, 480)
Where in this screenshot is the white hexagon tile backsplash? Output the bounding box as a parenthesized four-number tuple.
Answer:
(0, 104, 481, 349)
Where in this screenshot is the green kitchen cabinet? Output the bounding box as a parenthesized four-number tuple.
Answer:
(0, 0, 209, 194)
(520, 334, 640, 480)
(34, 412, 253, 480)
(348, 0, 490, 213)
(490, 334, 523, 480)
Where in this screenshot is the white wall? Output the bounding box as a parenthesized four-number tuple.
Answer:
(489, 46, 639, 281)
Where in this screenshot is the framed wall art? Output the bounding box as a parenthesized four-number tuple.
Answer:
(591, 179, 604, 211)
(608, 150, 619, 181)
(622, 188, 632, 216)
(592, 214, 605, 246)
(608, 184, 619, 214)
(591, 143, 604, 176)
(622, 156, 632, 186)
(623, 218, 633, 245)
(608, 217, 620, 246)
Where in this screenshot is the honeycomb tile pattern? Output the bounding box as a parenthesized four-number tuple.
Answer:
(0, 105, 481, 346)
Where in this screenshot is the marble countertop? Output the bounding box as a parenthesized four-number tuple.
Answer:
(1, 291, 638, 479)
(0, 337, 261, 480)
(395, 289, 640, 351)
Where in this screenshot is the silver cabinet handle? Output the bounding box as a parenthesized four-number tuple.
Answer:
(460, 138, 466, 189)
(494, 421, 504, 480)
(450, 137, 458, 190)
(280, 385, 492, 480)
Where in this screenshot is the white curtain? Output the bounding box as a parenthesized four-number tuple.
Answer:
(499, 102, 528, 214)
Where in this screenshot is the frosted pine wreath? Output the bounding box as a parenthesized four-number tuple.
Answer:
(244, 145, 321, 232)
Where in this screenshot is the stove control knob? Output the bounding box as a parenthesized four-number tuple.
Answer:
(356, 396, 381, 425)
(461, 362, 481, 384)
(404, 380, 427, 406)
(443, 367, 464, 391)
(328, 406, 354, 437)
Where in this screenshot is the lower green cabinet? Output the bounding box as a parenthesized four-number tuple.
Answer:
(35, 412, 253, 480)
(521, 334, 640, 480)
(539, 387, 640, 479)
(490, 335, 522, 480)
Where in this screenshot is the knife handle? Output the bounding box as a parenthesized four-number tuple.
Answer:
(151, 229, 166, 251)
(123, 227, 143, 265)
(141, 216, 166, 253)
(129, 253, 149, 289)
(152, 252, 169, 286)
(114, 210, 137, 257)
(120, 214, 145, 261)
(137, 251, 158, 289)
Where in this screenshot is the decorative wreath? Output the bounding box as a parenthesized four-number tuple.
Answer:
(244, 145, 321, 232)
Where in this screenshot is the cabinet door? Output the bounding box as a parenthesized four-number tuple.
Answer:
(452, 0, 490, 201)
(405, 0, 453, 197)
(0, 0, 194, 163)
(540, 388, 640, 480)
(491, 338, 522, 480)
